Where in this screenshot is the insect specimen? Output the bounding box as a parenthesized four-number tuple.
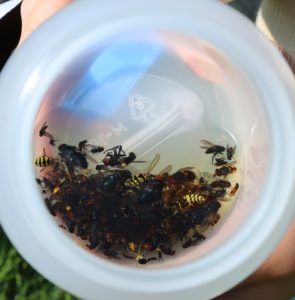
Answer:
(58, 143, 98, 169)
(34, 148, 53, 169)
(226, 145, 236, 161)
(39, 122, 56, 146)
(201, 140, 225, 163)
(210, 180, 231, 189)
(214, 163, 237, 177)
(229, 183, 239, 197)
(35, 128, 240, 265)
(78, 140, 104, 154)
(125, 153, 160, 186)
(170, 167, 196, 182)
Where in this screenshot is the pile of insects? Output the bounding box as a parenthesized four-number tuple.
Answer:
(35, 122, 239, 264)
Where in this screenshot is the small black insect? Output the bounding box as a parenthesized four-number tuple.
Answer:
(136, 254, 157, 264)
(214, 164, 237, 177)
(39, 122, 56, 146)
(229, 183, 240, 197)
(78, 140, 104, 154)
(182, 233, 205, 249)
(210, 180, 231, 189)
(122, 152, 136, 165)
(36, 178, 42, 186)
(44, 197, 56, 216)
(91, 146, 105, 154)
(103, 248, 118, 259)
(160, 246, 175, 256)
(201, 140, 225, 163)
(103, 145, 127, 166)
(226, 145, 236, 161)
(214, 158, 228, 166)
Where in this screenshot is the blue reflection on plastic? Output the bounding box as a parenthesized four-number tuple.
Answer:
(62, 37, 163, 118)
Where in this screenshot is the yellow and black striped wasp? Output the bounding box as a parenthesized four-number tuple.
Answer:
(34, 148, 53, 171)
(125, 153, 172, 187)
(125, 154, 161, 186)
(175, 193, 207, 211)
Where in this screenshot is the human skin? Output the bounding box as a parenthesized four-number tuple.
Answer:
(19, 0, 295, 298)
(19, 0, 72, 44)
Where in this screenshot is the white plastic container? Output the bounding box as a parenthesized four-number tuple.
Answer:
(1, 0, 295, 299)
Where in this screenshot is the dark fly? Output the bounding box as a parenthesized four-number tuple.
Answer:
(201, 140, 225, 163)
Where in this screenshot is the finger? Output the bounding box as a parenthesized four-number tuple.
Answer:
(214, 272, 295, 300)
(19, 0, 72, 44)
(278, 44, 295, 75)
(242, 218, 295, 286)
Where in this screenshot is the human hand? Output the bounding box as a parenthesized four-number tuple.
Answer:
(19, 0, 73, 44)
(215, 217, 295, 299)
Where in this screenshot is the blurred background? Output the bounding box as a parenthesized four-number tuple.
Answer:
(0, 1, 261, 299)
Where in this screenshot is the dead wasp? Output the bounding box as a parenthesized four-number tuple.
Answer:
(125, 153, 162, 186)
(34, 148, 53, 169)
(179, 193, 207, 210)
(214, 162, 237, 177)
(226, 145, 236, 161)
(39, 122, 56, 146)
(201, 140, 225, 163)
(229, 183, 240, 197)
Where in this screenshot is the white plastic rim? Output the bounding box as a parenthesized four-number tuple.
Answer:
(1, 0, 295, 299)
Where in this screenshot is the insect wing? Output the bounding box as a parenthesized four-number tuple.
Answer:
(85, 153, 98, 165)
(220, 160, 237, 167)
(145, 153, 160, 174)
(158, 165, 173, 176)
(176, 166, 195, 172)
(200, 139, 216, 148)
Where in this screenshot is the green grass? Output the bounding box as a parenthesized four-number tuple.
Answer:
(0, 227, 77, 300)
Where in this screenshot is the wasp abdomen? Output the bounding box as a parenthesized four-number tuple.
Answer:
(34, 155, 52, 167)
